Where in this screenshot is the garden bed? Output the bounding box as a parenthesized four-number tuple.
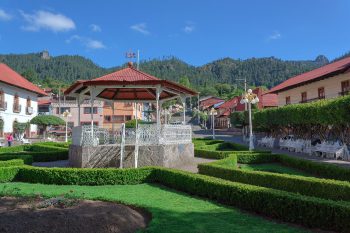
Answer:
(0, 196, 150, 233)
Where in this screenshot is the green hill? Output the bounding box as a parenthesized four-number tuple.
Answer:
(0, 52, 330, 97)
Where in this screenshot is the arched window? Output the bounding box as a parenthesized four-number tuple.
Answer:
(0, 89, 5, 110)
(13, 93, 20, 113)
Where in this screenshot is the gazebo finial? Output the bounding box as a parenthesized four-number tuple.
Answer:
(127, 61, 133, 68)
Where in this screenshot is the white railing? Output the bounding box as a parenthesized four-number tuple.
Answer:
(74, 123, 192, 147)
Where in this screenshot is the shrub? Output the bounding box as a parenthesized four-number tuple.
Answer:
(0, 145, 26, 153)
(0, 166, 20, 182)
(277, 154, 350, 182)
(0, 159, 24, 167)
(0, 154, 33, 165)
(154, 168, 350, 232)
(198, 161, 350, 201)
(16, 166, 155, 185)
(194, 148, 275, 163)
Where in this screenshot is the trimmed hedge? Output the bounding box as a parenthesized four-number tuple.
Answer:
(198, 161, 350, 202)
(15, 166, 155, 185)
(0, 159, 24, 167)
(0, 166, 20, 182)
(154, 168, 350, 232)
(0, 154, 33, 165)
(0, 145, 26, 153)
(277, 154, 350, 182)
(194, 149, 275, 163)
(0, 164, 350, 231)
(0, 142, 69, 163)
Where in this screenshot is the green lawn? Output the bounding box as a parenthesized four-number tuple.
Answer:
(239, 163, 312, 177)
(0, 182, 307, 233)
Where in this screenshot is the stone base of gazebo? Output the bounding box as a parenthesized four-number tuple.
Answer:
(68, 143, 194, 168)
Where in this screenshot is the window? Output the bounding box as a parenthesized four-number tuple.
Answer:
(112, 115, 124, 122)
(301, 92, 307, 103)
(318, 87, 325, 99)
(125, 115, 132, 121)
(285, 96, 291, 105)
(341, 80, 350, 95)
(26, 97, 32, 115)
(83, 107, 98, 114)
(56, 107, 70, 114)
(81, 122, 98, 126)
(0, 89, 5, 110)
(67, 122, 74, 129)
(13, 94, 20, 113)
(26, 97, 31, 107)
(104, 115, 111, 122)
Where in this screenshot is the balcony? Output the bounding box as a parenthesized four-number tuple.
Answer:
(13, 104, 22, 113)
(0, 101, 7, 111)
(299, 96, 325, 103)
(26, 106, 34, 115)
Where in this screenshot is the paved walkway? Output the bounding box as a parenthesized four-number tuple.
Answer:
(193, 129, 350, 169)
(174, 157, 216, 173)
(32, 160, 70, 168)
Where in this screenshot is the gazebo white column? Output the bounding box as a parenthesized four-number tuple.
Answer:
(156, 86, 161, 129)
(90, 87, 95, 138)
(112, 101, 115, 132)
(77, 95, 81, 126)
(180, 95, 186, 124)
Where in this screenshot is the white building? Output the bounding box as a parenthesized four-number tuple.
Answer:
(0, 63, 47, 138)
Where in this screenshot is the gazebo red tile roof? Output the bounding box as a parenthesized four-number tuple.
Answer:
(269, 57, 350, 94)
(64, 63, 197, 101)
(0, 63, 47, 96)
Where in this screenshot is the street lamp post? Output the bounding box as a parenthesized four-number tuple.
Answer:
(240, 89, 259, 151)
(210, 108, 218, 139)
(62, 110, 72, 143)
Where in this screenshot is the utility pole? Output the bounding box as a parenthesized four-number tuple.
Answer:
(137, 50, 140, 70)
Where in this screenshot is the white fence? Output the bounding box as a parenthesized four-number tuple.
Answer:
(73, 123, 192, 147)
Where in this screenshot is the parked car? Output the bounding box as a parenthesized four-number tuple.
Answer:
(48, 126, 72, 137)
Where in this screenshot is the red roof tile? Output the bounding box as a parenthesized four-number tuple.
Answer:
(261, 93, 278, 107)
(269, 57, 350, 93)
(200, 97, 224, 109)
(94, 66, 159, 82)
(0, 63, 47, 96)
(38, 99, 52, 105)
(217, 97, 238, 109)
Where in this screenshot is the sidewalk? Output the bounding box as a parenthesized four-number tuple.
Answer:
(193, 129, 350, 169)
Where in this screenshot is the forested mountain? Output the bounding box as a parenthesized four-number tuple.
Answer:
(0, 51, 332, 97)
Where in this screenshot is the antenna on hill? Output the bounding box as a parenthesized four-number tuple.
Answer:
(125, 49, 140, 70)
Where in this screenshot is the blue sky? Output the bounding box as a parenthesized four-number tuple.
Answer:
(0, 0, 349, 68)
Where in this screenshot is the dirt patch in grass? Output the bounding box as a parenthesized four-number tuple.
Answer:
(0, 196, 151, 233)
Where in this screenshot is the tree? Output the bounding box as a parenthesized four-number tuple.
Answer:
(30, 115, 65, 138)
(179, 76, 191, 88)
(13, 122, 29, 140)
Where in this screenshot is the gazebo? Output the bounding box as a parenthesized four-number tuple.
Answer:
(65, 62, 197, 168)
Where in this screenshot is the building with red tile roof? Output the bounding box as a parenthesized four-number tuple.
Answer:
(213, 87, 277, 128)
(0, 63, 47, 138)
(0, 63, 47, 96)
(268, 57, 350, 106)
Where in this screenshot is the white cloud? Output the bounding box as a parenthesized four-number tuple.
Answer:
(130, 23, 150, 35)
(90, 24, 101, 32)
(20, 10, 75, 32)
(66, 35, 106, 49)
(183, 22, 195, 33)
(268, 31, 281, 40)
(0, 9, 12, 21)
